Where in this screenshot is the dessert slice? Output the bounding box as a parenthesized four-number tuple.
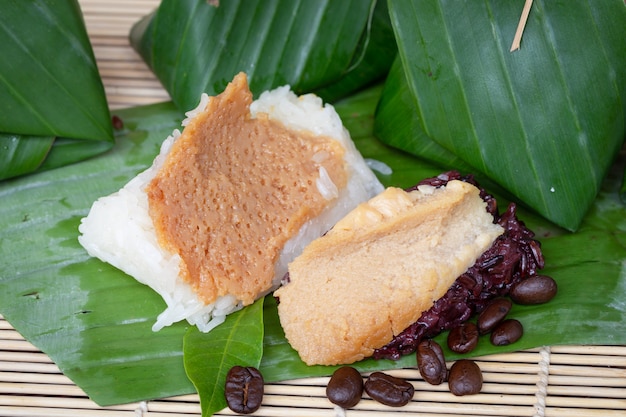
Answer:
(275, 179, 504, 365)
(78, 73, 383, 332)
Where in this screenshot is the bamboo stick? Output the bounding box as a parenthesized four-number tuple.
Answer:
(549, 364, 626, 378)
(547, 384, 626, 398)
(85, 36, 133, 47)
(0, 351, 53, 363)
(105, 93, 171, 103)
(0, 407, 147, 417)
(549, 353, 626, 367)
(0, 339, 45, 352)
(0, 395, 139, 411)
(545, 409, 626, 417)
(90, 46, 143, 61)
(91, 60, 156, 71)
(96, 69, 164, 83)
(0, 329, 30, 340)
(82, 17, 139, 29)
(81, 7, 156, 16)
(545, 395, 626, 409)
(0, 361, 62, 374)
(548, 374, 626, 387)
(551, 345, 626, 355)
(0, 382, 85, 397)
(473, 361, 544, 374)
(510, 0, 533, 52)
(215, 409, 522, 417)
(100, 79, 167, 91)
(0, 371, 73, 385)
(474, 351, 542, 363)
(107, 97, 170, 110)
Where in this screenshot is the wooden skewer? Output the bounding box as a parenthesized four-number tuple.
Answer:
(510, 0, 534, 52)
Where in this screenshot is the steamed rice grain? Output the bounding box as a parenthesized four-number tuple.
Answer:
(78, 76, 383, 332)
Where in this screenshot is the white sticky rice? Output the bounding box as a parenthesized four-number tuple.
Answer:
(78, 82, 384, 333)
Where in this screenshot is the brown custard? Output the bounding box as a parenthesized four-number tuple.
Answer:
(146, 73, 347, 305)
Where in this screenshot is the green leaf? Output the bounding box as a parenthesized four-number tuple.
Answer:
(129, 0, 395, 111)
(0, 133, 54, 179)
(0, 0, 114, 181)
(381, 0, 626, 231)
(0, 102, 193, 406)
(620, 160, 626, 204)
(0, 88, 625, 408)
(311, 0, 397, 103)
(184, 298, 264, 417)
(374, 56, 475, 172)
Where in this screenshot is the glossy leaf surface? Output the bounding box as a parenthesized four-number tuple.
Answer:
(374, 57, 474, 173)
(380, 0, 626, 231)
(0, 0, 113, 181)
(0, 102, 194, 405)
(129, 0, 395, 111)
(0, 89, 625, 408)
(184, 298, 264, 417)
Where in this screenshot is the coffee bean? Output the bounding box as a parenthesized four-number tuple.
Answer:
(224, 366, 264, 414)
(510, 275, 557, 305)
(448, 359, 483, 396)
(326, 366, 363, 408)
(364, 372, 414, 407)
(417, 340, 447, 385)
(111, 115, 124, 130)
(490, 319, 524, 346)
(447, 322, 479, 354)
(477, 297, 512, 335)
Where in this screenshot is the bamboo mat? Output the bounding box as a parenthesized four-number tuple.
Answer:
(1, 1, 626, 416)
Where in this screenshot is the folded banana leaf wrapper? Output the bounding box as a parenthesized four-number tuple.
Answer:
(376, 0, 626, 231)
(1, 0, 625, 415)
(0, 0, 114, 181)
(130, 0, 626, 231)
(129, 0, 397, 109)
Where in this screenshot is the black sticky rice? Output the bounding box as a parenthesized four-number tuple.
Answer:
(373, 171, 545, 360)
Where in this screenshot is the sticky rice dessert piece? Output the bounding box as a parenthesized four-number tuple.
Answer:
(274, 180, 504, 366)
(78, 72, 383, 332)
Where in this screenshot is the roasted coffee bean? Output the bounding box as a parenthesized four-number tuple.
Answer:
(417, 340, 447, 385)
(510, 275, 557, 305)
(447, 322, 479, 354)
(364, 372, 414, 407)
(490, 319, 524, 346)
(326, 366, 363, 408)
(477, 297, 512, 335)
(224, 366, 264, 414)
(448, 359, 483, 396)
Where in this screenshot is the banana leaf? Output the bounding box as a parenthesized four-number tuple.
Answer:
(378, 0, 626, 231)
(184, 87, 626, 415)
(128, 0, 396, 111)
(184, 298, 265, 417)
(0, 0, 114, 181)
(375, 56, 474, 173)
(0, 86, 625, 410)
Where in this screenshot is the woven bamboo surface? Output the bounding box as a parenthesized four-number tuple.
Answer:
(1, 1, 625, 416)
